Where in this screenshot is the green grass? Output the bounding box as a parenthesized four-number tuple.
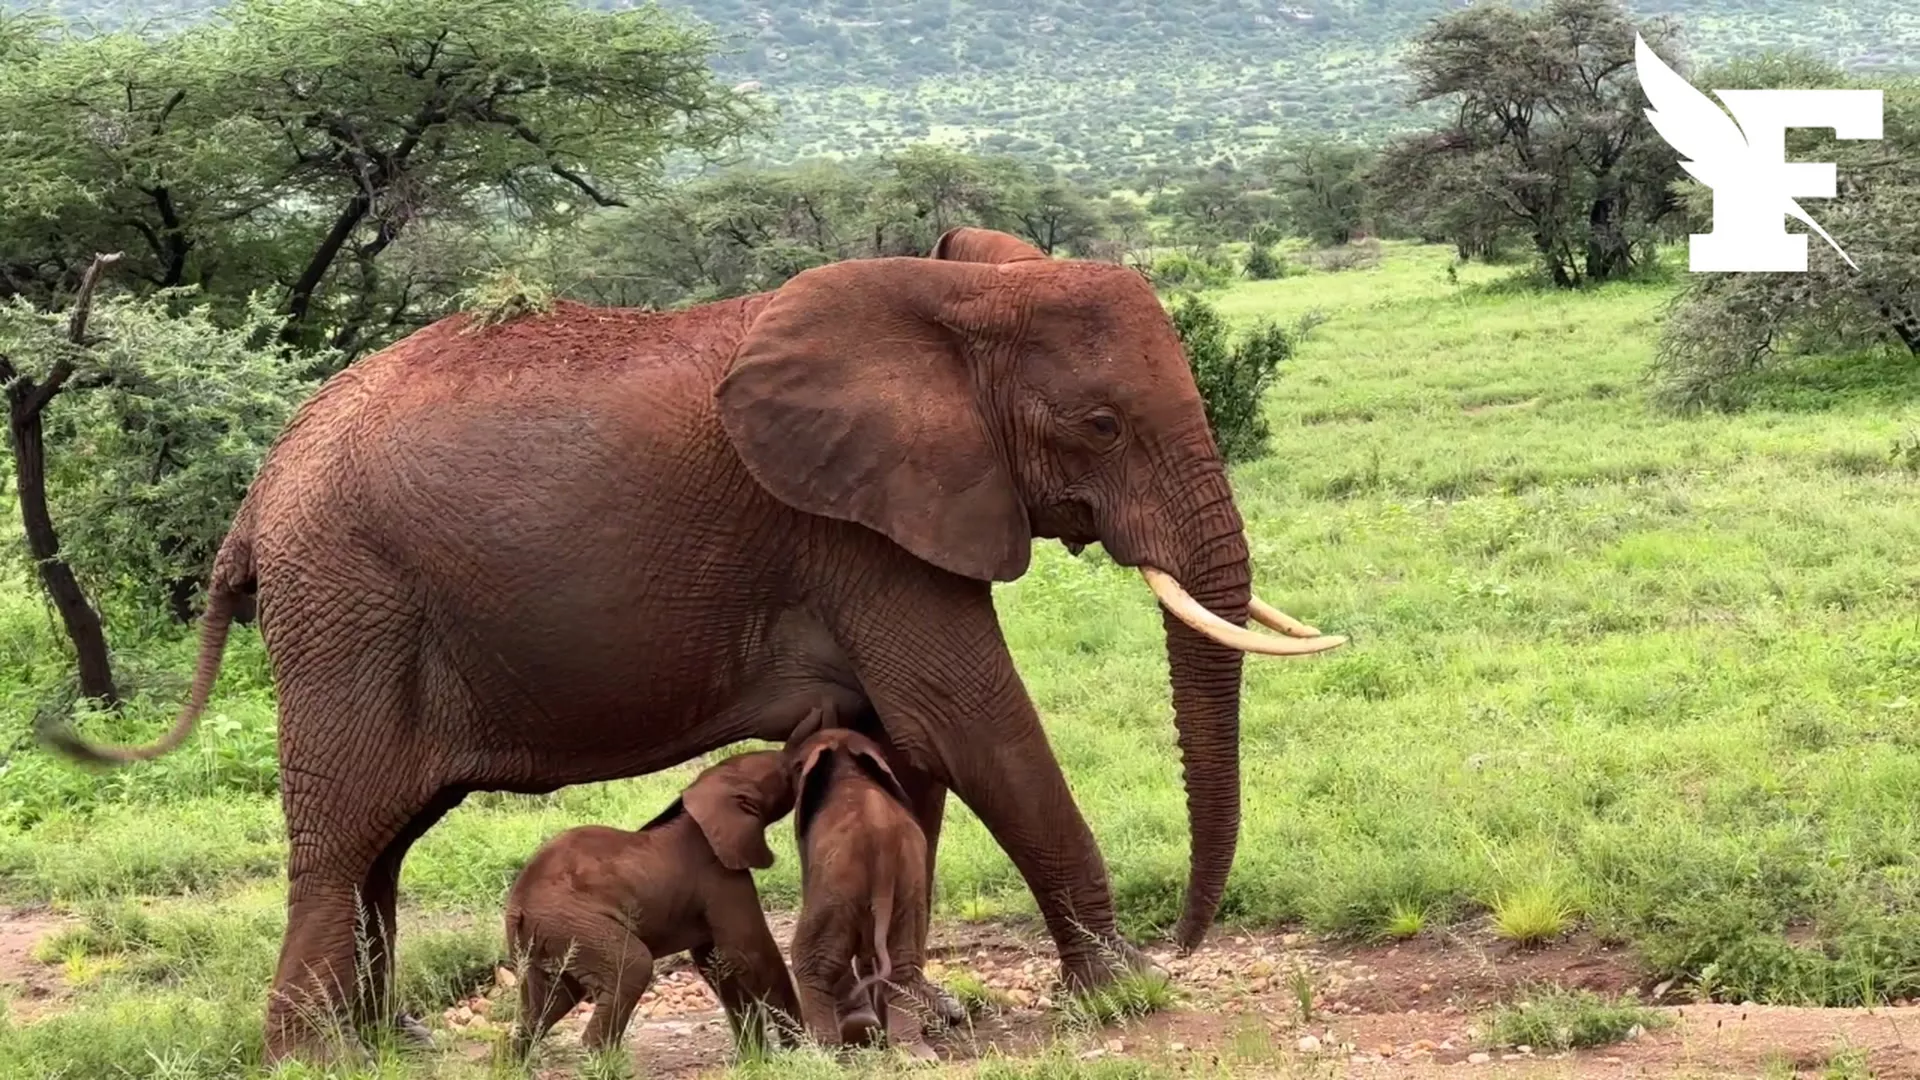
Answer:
(10, 238, 1920, 1074)
(1482, 986, 1668, 1052)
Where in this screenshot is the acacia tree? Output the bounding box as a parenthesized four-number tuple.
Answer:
(1263, 138, 1372, 246)
(1652, 57, 1920, 410)
(0, 0, 761, 357)
(0, 0, 758, 695)
(1388, 0, 1684, 286)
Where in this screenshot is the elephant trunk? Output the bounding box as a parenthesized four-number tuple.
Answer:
(1160, 472, 1256, 953)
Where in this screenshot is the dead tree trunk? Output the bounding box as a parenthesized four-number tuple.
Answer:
(0, 252, 123, 706)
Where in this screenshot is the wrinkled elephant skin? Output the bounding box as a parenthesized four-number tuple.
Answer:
(43, 228, 1346, 1063)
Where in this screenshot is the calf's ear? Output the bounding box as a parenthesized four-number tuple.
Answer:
(685, 765, 777, 871)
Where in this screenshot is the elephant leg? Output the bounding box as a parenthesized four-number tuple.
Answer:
(511, 963, 583, 1059)
(264, 754, 456, 1063)
(579, 937, 653, 1053)
(698, 884, 806, 1052)
(854, 718, 966, 1029)
(361, 789, 465, 1049)
(789, 903, 856, 1046)
(838, 600, 1152, 996)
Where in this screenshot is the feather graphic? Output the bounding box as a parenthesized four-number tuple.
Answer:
(1635, 34, 1859, 271)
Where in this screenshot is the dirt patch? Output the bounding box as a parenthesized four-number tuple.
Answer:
(0, 905, 77, 1021)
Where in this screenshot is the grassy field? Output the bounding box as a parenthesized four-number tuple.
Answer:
(6, 240, 1920, 1077)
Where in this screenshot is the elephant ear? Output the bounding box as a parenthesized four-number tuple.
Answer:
(716, 257, 1032, 583)
(843, 735, 912, 810)
(929, 226, 1048, 263)
(684, 756, 779, 871)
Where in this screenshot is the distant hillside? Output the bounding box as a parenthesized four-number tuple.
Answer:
(10, 0, 1920, 178)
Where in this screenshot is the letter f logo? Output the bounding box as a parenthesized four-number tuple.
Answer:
(1635, 34, 1882, 272)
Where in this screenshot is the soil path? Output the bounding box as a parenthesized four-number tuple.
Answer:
(7, 905, 1917, 1077)
(458, 918, 1920, 1079)
(0, 904, 75, 1023)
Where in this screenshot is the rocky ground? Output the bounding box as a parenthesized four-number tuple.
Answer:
(7, 904, 1920, 1078)
(437, 916, 1920, 1079)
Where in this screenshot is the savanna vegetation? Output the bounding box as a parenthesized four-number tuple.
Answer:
(6, 0, 1920, 1075)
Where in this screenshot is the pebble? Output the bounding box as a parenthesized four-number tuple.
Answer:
(1169, 1042, 1187, 1053)
(494, 966, 517, 990)
(1297, 1035, 1322, 1054)
(1105, 1039, 1125, 1053)
(1468, 1052, 1491, 1065)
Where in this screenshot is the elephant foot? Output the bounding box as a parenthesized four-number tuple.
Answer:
(391, 1011, 437, 1050)
(895, 1039, 940, 1064)
(903, 972, 968, 1028)
(838, 1006, 882, 1046)
(1057, 933, 1164, 995)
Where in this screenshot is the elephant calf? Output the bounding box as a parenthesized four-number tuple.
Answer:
(504, 749, 803, 1057)
(784, 708, 940, 1061)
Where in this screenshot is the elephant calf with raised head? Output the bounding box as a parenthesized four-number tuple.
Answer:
(783, 705, 938, 1060)
(504, 749, 802, 1058)
(46, 226, 1346, 1064)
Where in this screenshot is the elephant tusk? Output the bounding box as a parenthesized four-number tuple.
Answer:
(1250, 596, 1323, 638)
(1140, 568, 1347, 656)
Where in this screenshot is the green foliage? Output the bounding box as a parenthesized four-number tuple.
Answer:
(1378, 0, 1683, 287)
(1483, 987, 1666, 1051)
(0, 0, 756, 354)
(1266, 138, 1373, 247)
(1243, 244, 1284, 281)
(1150, 251, 1235, 292)
(1651, 67, 1920, 412)
(0, 290, 313, 624)
(1168, 294, 1292, 464)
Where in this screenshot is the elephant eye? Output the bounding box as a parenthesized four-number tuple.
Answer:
(1086, 410, 1121, 438)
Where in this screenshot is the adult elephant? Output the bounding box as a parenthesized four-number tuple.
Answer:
(46, 227, 1347, 1063)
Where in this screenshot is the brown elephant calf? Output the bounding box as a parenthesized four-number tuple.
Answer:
(784, 708, 941, 1061)
(504, 749, 803, 1057)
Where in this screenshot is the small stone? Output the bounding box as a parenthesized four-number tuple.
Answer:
(494, 966, 518, 990)
(1169, 1042, 1187, 1053)
(1412, 1040, 1438, 1053)
(1246, 959, 1276, 979)
(1105, 1039, 1124, 1054)
(1007, 988, 1035, 1007)
(470, 997, 492, 1016)
(452, 1005, 474, 1025)
(1517, 1045, 1533, 1054)
(1282, 933, 1302, 946)
(1625, 1025, 1644, 1040)
(1375, 1044, 1396, 1057)
(1603, 1057, 1623, 1065)
(1077, 1048, 1106, 1061)
(1297, 1035, 1322, 1054)
(1468, 1052, 1491, 1065)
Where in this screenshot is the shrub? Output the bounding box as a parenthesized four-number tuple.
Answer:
(1169, 295, 1293, 464)
(1243, 243, 1284, 280)
(1149, 251, 1234, 291)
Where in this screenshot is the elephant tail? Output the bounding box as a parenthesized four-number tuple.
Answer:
(40, 511, 257, 768)
(851, 871, 897, 1002)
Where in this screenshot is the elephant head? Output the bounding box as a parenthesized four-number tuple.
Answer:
(715, 227, 1345, 949)
(681, 750, 797, 871)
